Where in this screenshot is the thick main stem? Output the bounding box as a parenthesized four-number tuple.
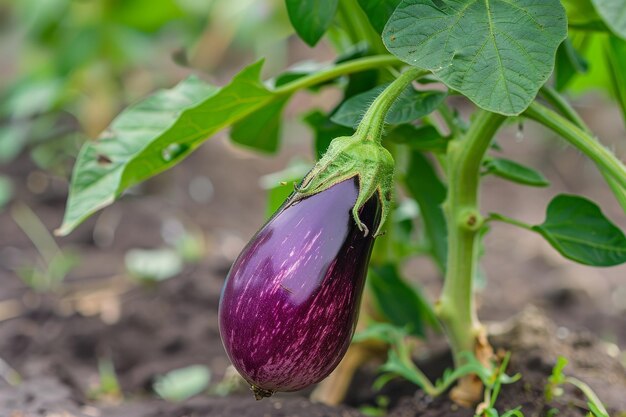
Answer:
(437, 110, 505, 366)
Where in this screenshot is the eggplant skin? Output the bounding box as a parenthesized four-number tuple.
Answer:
(219, 177, 381, 396)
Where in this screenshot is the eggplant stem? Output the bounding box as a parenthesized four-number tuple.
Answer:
(251, 385, 274, 400)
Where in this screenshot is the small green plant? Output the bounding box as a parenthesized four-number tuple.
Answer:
(11, 202, 79, 292)
(49, 0, 626, 406)
(355, 323, 519, 400)
(545, 356, 610, 417)
(475, 353, 523, 417)
(88, 359, 123, 402)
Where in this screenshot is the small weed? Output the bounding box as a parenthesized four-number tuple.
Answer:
(545, 356, 610, 417)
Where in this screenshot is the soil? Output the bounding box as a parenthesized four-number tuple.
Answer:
(0, 108, 625, 416)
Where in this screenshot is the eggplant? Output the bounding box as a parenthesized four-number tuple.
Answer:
(219, 177, 381, 399)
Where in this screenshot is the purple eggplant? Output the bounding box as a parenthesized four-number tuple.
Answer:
(219, 177, 381, 399)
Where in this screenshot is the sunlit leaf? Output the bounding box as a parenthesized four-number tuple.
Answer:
(533, 194, 626, 266)
(383, 0, 567, 115)
(58, 61, 276, 235)
(285, 0, 338, 46)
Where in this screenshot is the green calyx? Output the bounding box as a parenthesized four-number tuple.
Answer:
(294, 134, 394, 237)
(293, 68, 428, 237)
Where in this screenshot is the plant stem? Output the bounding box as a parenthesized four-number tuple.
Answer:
(273, 55, 402, 96)
(524, 102, 626, 191)
(535, 90, 626, 214)
(539, 86, 589, 132)
(486, 213, 534, 231)
(437, 109, 506, 366)
(437, 103, 461, 138)
(355, 68, 428, 142)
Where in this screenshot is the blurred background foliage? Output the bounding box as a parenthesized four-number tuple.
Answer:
(0, 0, 294, 178)
(1, 0, 624, 183)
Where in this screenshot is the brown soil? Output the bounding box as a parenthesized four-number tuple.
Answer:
(1, 117, 625, 416)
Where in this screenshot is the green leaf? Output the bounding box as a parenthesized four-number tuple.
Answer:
(484, 157, 550, 187)
(532, 194, 626, 266)
(331, 84, 446, 128)
(357, 0, 402, 33)
(561, 0, 602, 29)
(368, 263, 440, 337)
(230, 96, 289, 153)
(58, 61, 276, 236)
(285, 0, 338, 46)
(404, 151, 447, 271)
(383, 0, 567, 115)
(591, 0, 626, 39)
(386, 124, 448, 153)
(606, 35, 626, 125)
(153, 365, 211, 402)
(555, 38, 589, 91)
(303, 110, 354, 159)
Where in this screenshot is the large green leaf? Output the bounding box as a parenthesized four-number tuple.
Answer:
(285, 0, 338, 46)
(58, 61, 275, 235)
(591, 0, 626, 39)
(404, 151, 447, 271)
(357, 0, 402, 33)
(484, 157, 549, 187)
(331, 84, 446, 128)
(383, 0, 567, 115)
(533, 194, 626, 266)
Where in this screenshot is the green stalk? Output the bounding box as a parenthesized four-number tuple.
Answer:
(356, 68, 427, 142)
(273, 55, 401, 96)
(539, 86, 589, 132)
(534, 91, 626, 214)
(524, 102, 626, 191)
(437, 109, 506, 364)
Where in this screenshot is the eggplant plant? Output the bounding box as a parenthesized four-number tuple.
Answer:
(56, 0, 626, 407)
